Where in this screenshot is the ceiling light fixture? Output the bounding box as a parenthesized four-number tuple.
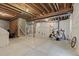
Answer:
(26, 9, 29, 12)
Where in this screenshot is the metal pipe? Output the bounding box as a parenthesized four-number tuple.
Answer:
(58, 18, 60, 32)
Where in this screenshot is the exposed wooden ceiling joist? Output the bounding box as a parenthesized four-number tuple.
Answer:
(0, 3, 73, 21)
(0, 4, 19, 21)
(31, 4, 45, 15)
(50, 4, 57, 12)
(31, 4, 44, 15)
(56, 4, 59, 11)
(0, 4, 21, 14)
(64, 3, 67, 9)
(25, 3, 42, 16)
(4, 3, 35, 18)
(48, 3, 54, 12)
(26, 4, 42, 15)
(53, 3, 58, 11)
(33, 8, 72, 21)
(0, 4, 35, 21)
(37, 3, 47, 14)
(40, 3, 50, 13)
(44, 3, 52, 13)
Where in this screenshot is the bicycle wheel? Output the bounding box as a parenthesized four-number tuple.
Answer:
(71, 37, 77, 48)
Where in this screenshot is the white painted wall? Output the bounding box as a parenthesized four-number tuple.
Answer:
(0, 20, 9, 47)
(0, 20, 9, 30)
(59, 19, 71, 38)
(35, 17, 71, 39)
(36, 22, 53, 39)
(0, 27, 9, 47)
(71, 4, 79, 54)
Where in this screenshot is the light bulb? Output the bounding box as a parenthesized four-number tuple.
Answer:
(26, 9, 29, 12)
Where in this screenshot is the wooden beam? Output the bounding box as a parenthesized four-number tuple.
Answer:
(33, 8, 72, 20)
(48, 3, 54, 12)
(50, 4, 56, 12)
(0, 8, 17, 17)
(32, 4, 45, 15)
(0, 4, 20, 14)
(9, 17, 18, 22)
(25, 4, 41, 16)
(24, 4, 40, 17)
(30, 4, 44, 15)
(56, 3, 59, 11)
(64, 3, 67, 9)
(5, 3, 34, 17)
(26, 4, 42, 15)
(40, 3, 50, 13)
(1, 4, 34, 18)
(53, 3, 58, 11)
(0, 4, 34, 21)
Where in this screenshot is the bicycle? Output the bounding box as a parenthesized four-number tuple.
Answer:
(67, 36, 77, 48)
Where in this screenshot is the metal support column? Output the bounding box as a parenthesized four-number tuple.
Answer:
(33, 22, 36, 37)
(58, 19, 60, 32)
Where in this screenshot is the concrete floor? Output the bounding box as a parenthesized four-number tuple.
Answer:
(0, 36, 78, 56)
